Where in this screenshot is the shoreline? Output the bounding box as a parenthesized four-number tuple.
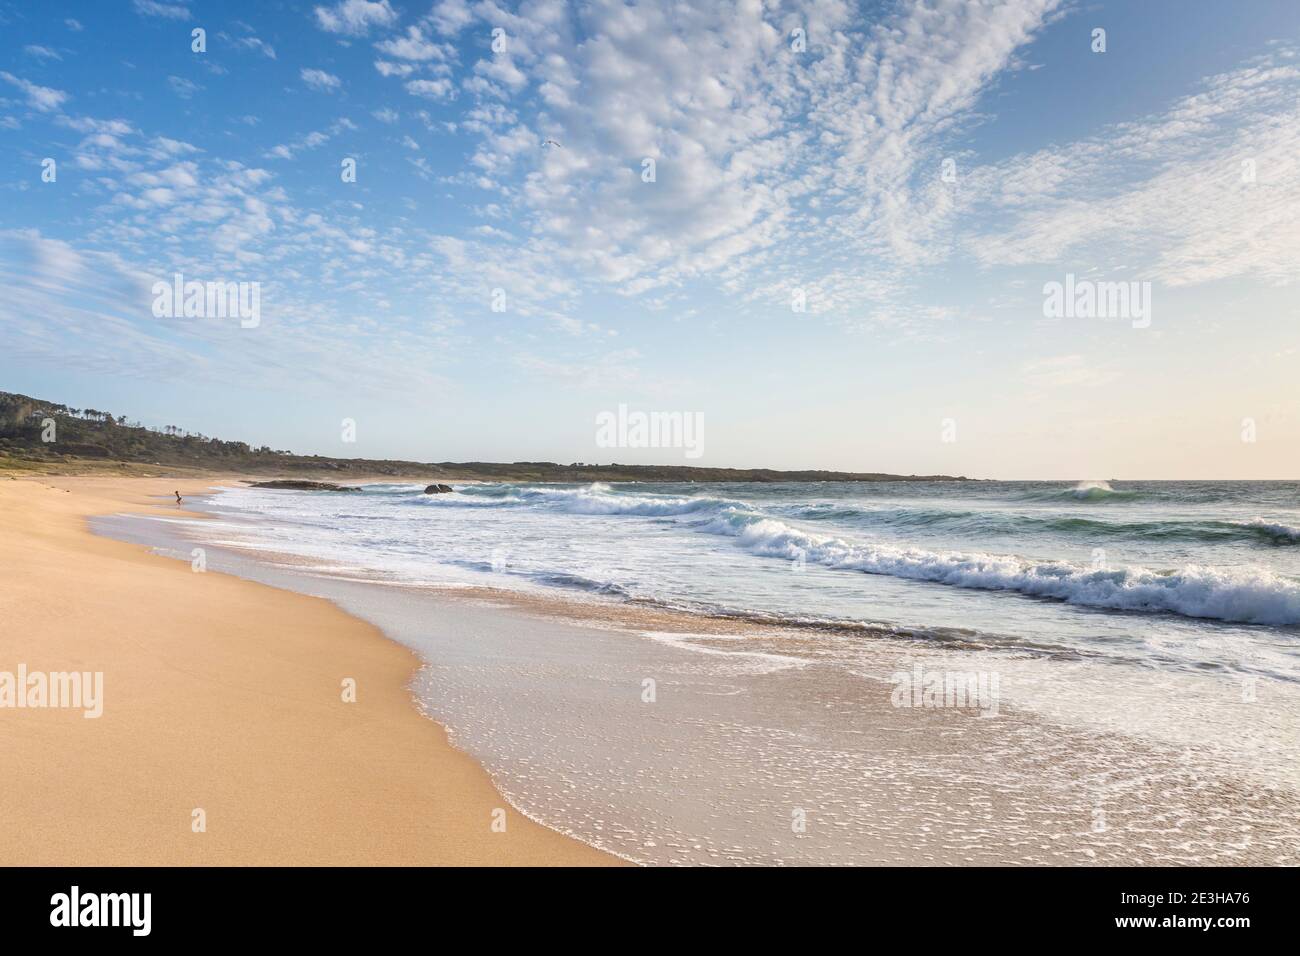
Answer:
(8, 474, 1299, 865)
(99, 479, 1300, 865)
(0, 474, 618, 865)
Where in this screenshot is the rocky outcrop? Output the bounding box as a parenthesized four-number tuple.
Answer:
(424, 483, 454, 494)
(250, 480, 361, 492)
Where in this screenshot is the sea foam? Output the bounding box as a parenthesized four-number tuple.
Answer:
(699, 507, 1300, 625)
(508, 484, 1300, 626)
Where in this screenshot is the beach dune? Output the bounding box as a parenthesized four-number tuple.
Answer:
(0, 476, 615, 866)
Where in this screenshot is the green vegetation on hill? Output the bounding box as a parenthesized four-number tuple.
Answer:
(0, 390, 967, 482)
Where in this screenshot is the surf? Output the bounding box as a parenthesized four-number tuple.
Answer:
(698, 508, 1300, 625)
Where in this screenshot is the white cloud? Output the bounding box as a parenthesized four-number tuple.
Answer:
(151, 136, 200, 158)
(411, 0, 1060, 325)
(428, 0, 474, 37)
(167, 76, 201, 99)
(233, 35, 277, 59)
(406, 78, 453, 100)
(301, 68, 342, 92)
(15, 0, 1299, 408)
(0, 72, 69, 112)
(374, 60, 416, 77)
(375, 25, 449, 61)
(314, 0, 398, 37)
(408, 156, 434, 179)
(964, 56, 1300, 288)
(24, 45, 62, 61)
(410, 0, 1294, 328)
(57, 115, 135, 136)
(11, 0, 1079, 340)
(265, 118, 355, 160)
(132, 0, 191, 20)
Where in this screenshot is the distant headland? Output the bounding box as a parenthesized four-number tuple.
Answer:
(0, 390, 968, 483)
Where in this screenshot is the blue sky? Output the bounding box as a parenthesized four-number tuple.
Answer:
(2, 0, 1298, 478)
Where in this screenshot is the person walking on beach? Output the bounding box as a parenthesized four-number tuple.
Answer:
(175, 490, 183, 505)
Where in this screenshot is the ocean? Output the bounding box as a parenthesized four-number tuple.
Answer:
(98, 478, 1300, 864)
(199, 479, 1300, 679)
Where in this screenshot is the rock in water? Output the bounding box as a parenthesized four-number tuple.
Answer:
(424, 484, 454, 494)
(250, 480, 361, 492)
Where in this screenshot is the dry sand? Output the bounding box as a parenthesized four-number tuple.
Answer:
(0, 475, 617, 865)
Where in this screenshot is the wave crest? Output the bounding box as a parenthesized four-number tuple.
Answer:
(1237, 519, 1300, 544)
(699, 508, 1300, 625)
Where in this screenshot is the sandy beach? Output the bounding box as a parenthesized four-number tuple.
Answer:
(0, 475, 616, 866)
(5, 472, 1298, 866)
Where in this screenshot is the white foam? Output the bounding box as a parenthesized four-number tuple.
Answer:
(642, 630, 811, 674)
(218, 482, 1300, 626)
(1238, 518, 1300, 543)
(702, 510, 1300, 625)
